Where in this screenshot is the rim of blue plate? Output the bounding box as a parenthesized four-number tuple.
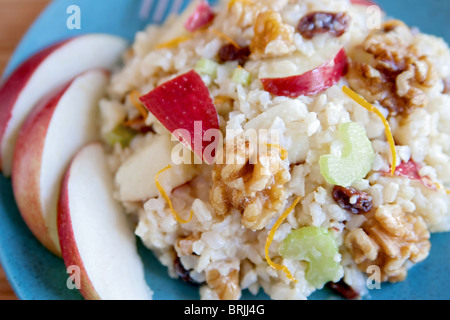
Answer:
(0, 0, 449, 300)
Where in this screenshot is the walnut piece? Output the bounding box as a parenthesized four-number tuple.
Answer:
(206, 269, 241, 300)
(211, 140, 290, 230)
(250, 10, 295, 58)
(344, 204, 430, 282)
(347, 20, 439, 116)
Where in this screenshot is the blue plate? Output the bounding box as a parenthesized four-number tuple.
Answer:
(1, 0, 449, 300)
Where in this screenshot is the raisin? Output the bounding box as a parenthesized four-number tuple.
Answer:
(332, 185, 373, 214)
(443, 77, 450, 94)
(297, 12, 350, 39)
(327, 280, 360, 300)
(218, 43, 251, 66)
(174, 257, 200, 286)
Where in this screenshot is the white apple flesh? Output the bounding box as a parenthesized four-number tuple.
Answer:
(115, 133, 198, 202)
(58, 143, 153, 300)
(0, 34, 127, 176)
(12, 70, 109, 256)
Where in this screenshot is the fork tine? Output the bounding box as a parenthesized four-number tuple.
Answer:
(139, 0, 154, 19)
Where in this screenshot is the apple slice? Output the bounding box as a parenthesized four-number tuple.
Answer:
(260, 48, 348, 98)
(0, 34, 127, 176)
(154, 0, 212, 46)
(58, 143, 153, 300)
(350, 0, 383, 13)
(184, 0, 215, 32)
(12, 70, 109, 256)
(394, 160, 423, 181)
(351, 0, 378, 6)
(390, 160, 438, 191)
(139, 70, 220, 164)
(115, 133, 198, 202)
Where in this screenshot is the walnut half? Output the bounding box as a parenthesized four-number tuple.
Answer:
(211, 139, 290, 230)
(206, 269, 241, 300)
(345, 204, 430, 282)
(347, 20, 439, 116)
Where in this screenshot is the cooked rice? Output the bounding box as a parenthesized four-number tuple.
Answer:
(99, 0, 450, 300)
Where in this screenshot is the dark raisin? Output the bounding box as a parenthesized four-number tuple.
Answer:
(327, 280, 360, 300)
(332, 185, 373, 214)
(443, 77, 450, 94)
(174, 257, 201, 286)
(138, 125, 155, 134)
(218, 44, 251, 66)
(297, 12, 350, 39)
(124, 120, 154, 134)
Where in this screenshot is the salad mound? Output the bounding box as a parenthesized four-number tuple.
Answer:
(99, 0, 450, 300)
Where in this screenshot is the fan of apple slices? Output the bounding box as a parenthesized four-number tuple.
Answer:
(3, 34, 128, 256)
(1, 34, 155, 300)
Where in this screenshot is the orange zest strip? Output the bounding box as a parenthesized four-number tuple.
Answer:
(129, 90, 148, 119)
(343, 85, 397, 176)
(155, 165, 194, 224)
(267, 144, 288, 161)
(437, 185, 450, 195)
(156, 29, 239, 50)
(432, 182, 450, 194)
(210, 29, 241, 49)
(265, 196, 302, 283)
(155, 35, 194, 49)
(123, 118, 146, 127)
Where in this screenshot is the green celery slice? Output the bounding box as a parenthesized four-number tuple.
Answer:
(280, 226, 343, 288)
(320, 122, 375, 187)
(105, 124, 138, 148)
